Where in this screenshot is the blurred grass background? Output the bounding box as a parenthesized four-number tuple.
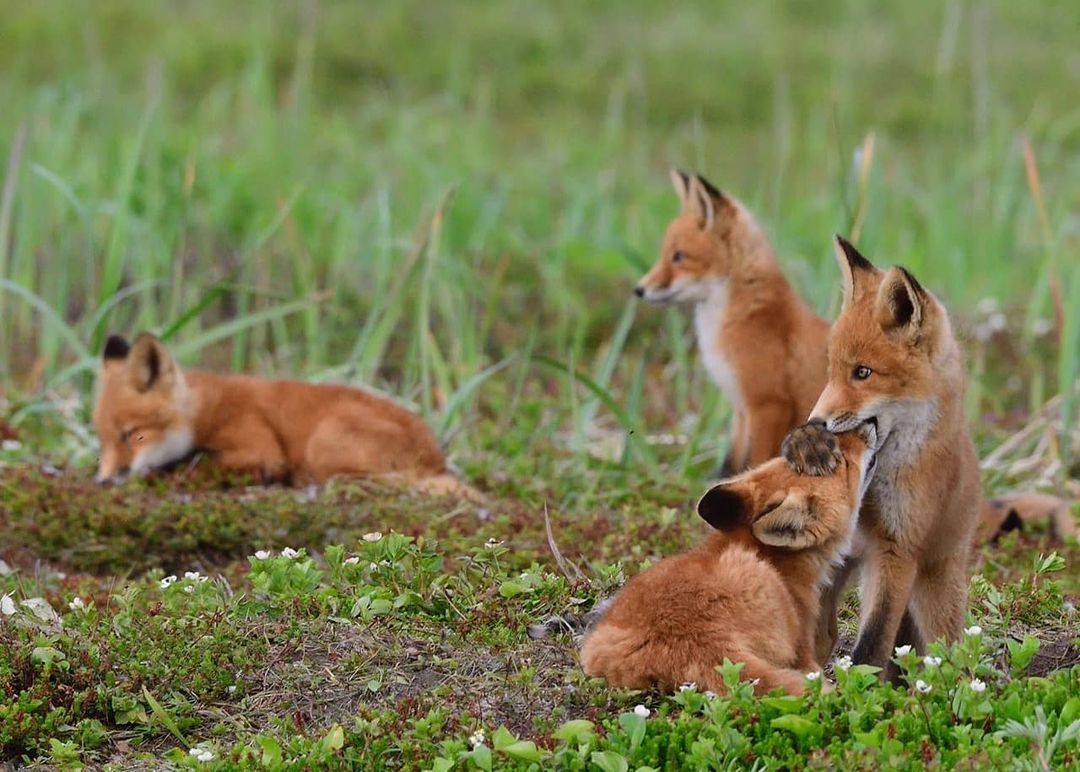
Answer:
(1, 0, 1077, 494)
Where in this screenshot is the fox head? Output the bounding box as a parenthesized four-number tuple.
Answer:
(634, 170, 755, 304)
(808, 236, 958, 460)
(697, 422, 877, 552)
(92, 333, 195, 483)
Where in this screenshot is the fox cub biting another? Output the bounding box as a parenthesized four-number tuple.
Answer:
(93, 332, 469, 494)
(635, 170, 829, 475)
(580, 421, 877, 696)
(783, 236, 981, 673)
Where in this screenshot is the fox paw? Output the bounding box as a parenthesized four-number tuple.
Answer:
(782, 421, 840, 476)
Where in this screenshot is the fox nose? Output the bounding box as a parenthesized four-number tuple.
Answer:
(633, 286, 645, 298)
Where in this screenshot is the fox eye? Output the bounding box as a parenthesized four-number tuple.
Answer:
(671, 251, 686, 263)
(853, 365, 873, 381)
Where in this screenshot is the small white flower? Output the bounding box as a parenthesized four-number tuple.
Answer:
(1064, 601, 1076, 616)
(183, 585, 195, 594)
(704, 690, 717, 700)
(189, 745, 215, 763)
(1, 439, 21, 452)
(806, 671, 821, 681)
(964, 625, 982, 636)
(923, 655, 942, 667)
(633, 704, 650, 718)
(469, 729, 485, 748)
(834, 655, 853, 672)
(253, 550, 271, 560)
(915, 679, 932, 694)
(159, 575, 177, 589)
(227, 685, 237, 694)
(344, 556, 360, 565)
(1032, 318, 1053, 337)
(679, 682, 697, 692)
(894, 645, 912, 657)
(970, 678, 987, 693)
(68, 597, 86, 611)
(484, 538, 503, 549)
(281, 547, 300, 559)
(184, 571, 208, 582)
(0, 593, 15, 616)
(363, 532, 383, 543)
(368, 562, 379, 571)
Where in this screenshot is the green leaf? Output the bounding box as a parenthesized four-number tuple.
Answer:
(430, 758, 454, 772)
(618, 712, 647, 750)
(498, 580, 527, 598)
(590, 751, 629, 772)
(258, 736, 283, 767)
(501, 740, 541, 762)
(1006, 634, 1040, 676)
(142, 686, 188, 747)
(491, 726, 517, 751)
(761, 695, 805, 714)
(771, 714, 817, 739)
(554, 719, 595, 742)
(321, 724, 345, 752)
(1060, 697, 1080, 727)
(469, 744, 492, 770)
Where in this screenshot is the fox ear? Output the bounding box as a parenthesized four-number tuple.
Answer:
(875, 266, 926, 338)
(688, 175, 717, 230)
(103, 335, 131, 361)
(697, 480, 752, 531)
(127, 333, 178, 393)
(833, 235, 878, 309)
(670, 168, 691, 205)
(751, 492, 824, 549)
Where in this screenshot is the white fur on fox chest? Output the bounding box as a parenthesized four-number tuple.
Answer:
(693, 285, 743, 411)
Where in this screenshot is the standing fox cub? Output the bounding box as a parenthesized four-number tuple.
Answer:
(93, 333, 467, 494)
(636, 170, 829, 475)
(783, 236, 981, 672)
(580, 422, 877, 696)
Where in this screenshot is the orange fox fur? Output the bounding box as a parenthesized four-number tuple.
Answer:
(636, 170, 829, 475)
(580, 422, 877, 696)
(93, 333, 467, 494)
(783, 236, 981, 673)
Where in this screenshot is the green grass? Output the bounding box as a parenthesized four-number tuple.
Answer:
(1, 0, 1079, 767)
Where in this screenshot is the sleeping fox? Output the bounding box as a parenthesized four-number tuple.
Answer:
(92, 332, 471, 495)
(580, 421, 876, 695)
(635, 170, 829, 475)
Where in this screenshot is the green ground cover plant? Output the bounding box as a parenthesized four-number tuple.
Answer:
(1, 1, 1078, 767)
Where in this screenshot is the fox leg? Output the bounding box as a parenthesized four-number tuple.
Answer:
(909, 556, 968, 647)
(744, 401, 796, 469)
(882, 608, 926, 683)
(851, 541, 918, 671)
(718, 410, 749, 476)
(214, 423, 288, 481)
(814, 555, 859, 663)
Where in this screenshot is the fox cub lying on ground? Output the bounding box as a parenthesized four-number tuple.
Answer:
(93, 333, 469, 495)
(635, 170, 829, 475)
(580, 421, 877, 696)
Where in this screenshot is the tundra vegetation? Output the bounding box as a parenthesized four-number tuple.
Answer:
(1, 1, 1078, 768)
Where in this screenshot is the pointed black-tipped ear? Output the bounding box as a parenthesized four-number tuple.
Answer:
(688, 175, 717, 230)
(833, 235, 878, 308)
(697, 482, 751, 531)
(670, 168, 691, 204)
(875, 266, 926, 336)
(694, 174, 724, 202)
(127, 333, 177, 393)
(103, 335, 131, 361)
